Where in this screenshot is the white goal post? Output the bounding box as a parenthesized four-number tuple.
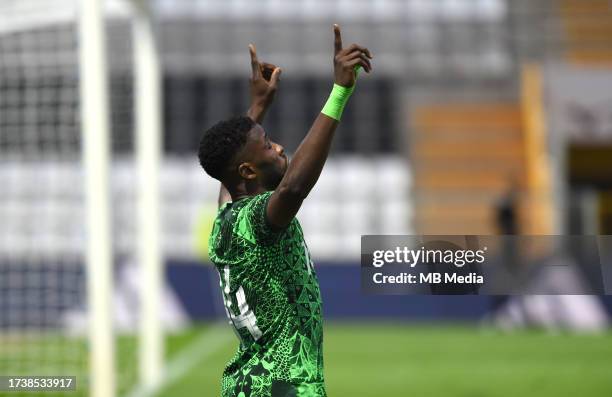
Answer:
(80, 0, 166, 394)
(78, 0, 115, 396)
(81, 0, 166, 395)
(131, 0, 165, 391)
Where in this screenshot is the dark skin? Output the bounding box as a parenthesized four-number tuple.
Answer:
(218, 24, 373, 230)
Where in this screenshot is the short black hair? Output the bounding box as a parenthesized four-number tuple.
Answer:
(198, 116, 255, 180)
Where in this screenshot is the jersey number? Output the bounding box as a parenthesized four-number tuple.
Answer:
(302, 242, 314, 274)
(221, 266, 262, 342)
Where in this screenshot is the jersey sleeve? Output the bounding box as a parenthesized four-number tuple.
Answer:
(207, 202, 232, 261)
(237, 191, 283, 245)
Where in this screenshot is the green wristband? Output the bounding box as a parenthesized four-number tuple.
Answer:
(321, 84, 354, 121)
(321, 66, 361, 121)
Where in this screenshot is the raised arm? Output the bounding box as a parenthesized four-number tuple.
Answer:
(246, 44, 281, 124)
(266, 24, 372, 229)
(218, 45, 281, 208)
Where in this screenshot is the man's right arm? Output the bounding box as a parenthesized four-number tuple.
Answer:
(266, 24, 372, 229)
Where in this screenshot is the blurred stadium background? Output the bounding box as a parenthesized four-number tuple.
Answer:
(1, 0, 612, 396)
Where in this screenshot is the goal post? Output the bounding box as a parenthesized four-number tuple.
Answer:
(131, 0, 165, 390)
(78, 0, 115, 396)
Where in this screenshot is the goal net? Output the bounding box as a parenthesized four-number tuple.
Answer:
(0, 1, 137, 396)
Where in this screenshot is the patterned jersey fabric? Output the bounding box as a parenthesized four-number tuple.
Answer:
(208, 191, 326, 397)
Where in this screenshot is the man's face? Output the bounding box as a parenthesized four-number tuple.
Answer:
(238, 124, 288, 190)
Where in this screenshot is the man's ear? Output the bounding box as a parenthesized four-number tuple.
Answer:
(238, 162, 257, 180)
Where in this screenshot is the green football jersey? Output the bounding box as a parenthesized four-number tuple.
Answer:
(208, 191, 326, 397)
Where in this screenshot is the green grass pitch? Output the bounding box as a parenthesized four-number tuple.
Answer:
(2, 323, 611, 396)
(156, 322, 612, 397)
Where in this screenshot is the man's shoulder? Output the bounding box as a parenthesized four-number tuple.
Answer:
(237, 191, 273, 212)
(214, 192, 273, 245)
(214, 191, 301, 246)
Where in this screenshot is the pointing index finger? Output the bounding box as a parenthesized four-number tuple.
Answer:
(249, 44, 261, 78)
(333, 24, 342, 55)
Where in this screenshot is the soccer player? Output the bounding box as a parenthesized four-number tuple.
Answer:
(198, 25, 372, 397)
